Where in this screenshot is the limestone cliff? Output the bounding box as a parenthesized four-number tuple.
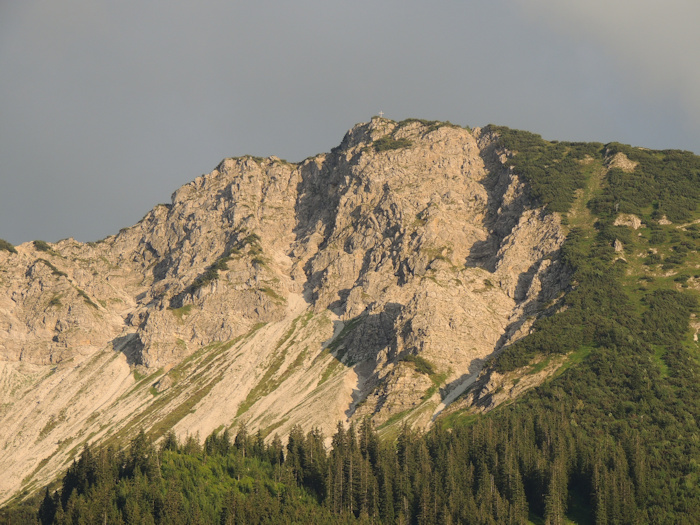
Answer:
(0, 118, 569, 502)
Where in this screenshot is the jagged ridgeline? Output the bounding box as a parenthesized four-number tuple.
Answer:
(1, 118, 700, 523)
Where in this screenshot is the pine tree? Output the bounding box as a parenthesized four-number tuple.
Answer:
(160, 430, 179, 453)
(286, 424, 306, 485)
(38, 487, 57, 525)
(234, 422, 249, 458)
(303, 427, 327, 499)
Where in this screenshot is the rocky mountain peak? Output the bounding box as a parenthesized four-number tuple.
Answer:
(0, 119, 569, 502)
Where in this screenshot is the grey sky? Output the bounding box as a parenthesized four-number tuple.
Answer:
(1, 1, 699, 245)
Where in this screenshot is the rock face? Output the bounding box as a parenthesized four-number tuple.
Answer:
(0, 118, 569, 502)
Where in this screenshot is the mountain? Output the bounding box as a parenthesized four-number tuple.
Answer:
(1, 117, 699, 520)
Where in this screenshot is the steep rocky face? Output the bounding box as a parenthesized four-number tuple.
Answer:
(0, 118, 568, 502)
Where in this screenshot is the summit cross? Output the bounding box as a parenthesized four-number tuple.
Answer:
(378, 111, 384, 118)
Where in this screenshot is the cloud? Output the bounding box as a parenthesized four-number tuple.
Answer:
(1, 1, 699, 244)
(514, 0, 700, 139)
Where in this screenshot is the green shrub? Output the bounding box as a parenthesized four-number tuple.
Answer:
(188, 234, 265, 294)
(76, 288, 99, 309)
(649, 232, 667, 245)
(643, 253, 662, 266)
(396, 118, 461, 134)
(189, 254, 233, 293)
(601, 143, 700, 221)
(486, 126, 599, 213)
(229, 233, 262, 256)
(37, 259, 67, 277)
(189, 266, 221, 292)
(0, 238, 16, 254)
(402, 354, 436, 376)
(48, 295, 62, 308)
(33, 240, 51, 252)
(374, 136, 413, 152)
(641, 289, 698, 345)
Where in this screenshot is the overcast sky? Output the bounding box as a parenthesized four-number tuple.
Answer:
(2, 1, 699, 245)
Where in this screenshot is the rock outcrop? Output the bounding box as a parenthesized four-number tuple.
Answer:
(0, 118, 569, 502)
